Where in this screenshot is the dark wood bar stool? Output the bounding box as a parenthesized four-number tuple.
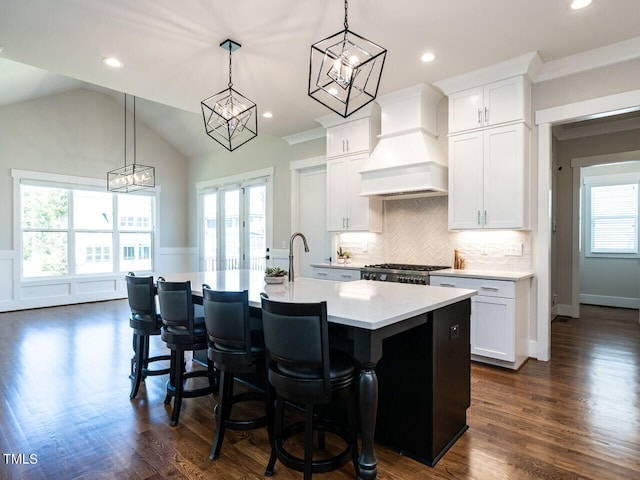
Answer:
(202, 286, 271, 461)
(126, 272, 170, 399)
(157, 278, 217, 426)
(260, 295, 359, 480)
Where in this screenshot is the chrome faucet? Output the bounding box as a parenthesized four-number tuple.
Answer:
(288, 232, 310, 282)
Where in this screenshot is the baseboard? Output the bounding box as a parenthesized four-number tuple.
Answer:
(580, 294, 640, 309)
(557, 304, 575, 317)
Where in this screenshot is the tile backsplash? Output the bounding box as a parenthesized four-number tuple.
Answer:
(337, 196, 531, 271)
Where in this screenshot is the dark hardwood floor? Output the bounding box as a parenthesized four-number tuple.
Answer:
(0, 301, 638, 479)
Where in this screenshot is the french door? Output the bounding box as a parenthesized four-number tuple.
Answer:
(201, 180, 267, 272)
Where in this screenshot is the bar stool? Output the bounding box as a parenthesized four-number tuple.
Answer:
(126, 272, 170, 399)
(202, 286, 271, 461)
(260, 295, 359, 480)
(157, 278, 217, 426)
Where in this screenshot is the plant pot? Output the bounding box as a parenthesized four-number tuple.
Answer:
(264, 276, 286, 284)
(345, 258, 352, 264)
(337, 257, 345, 264)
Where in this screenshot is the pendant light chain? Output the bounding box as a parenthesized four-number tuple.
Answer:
(344, 0, 349, 30)
(133, 96, 137, 166)
(123, 93, 127, 167)
(228, 45, 233, 89)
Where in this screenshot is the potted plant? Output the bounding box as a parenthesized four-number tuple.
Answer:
(344, 250, 352, 264)
(336, 247, 346, 264)
(264, 267, 287, 284)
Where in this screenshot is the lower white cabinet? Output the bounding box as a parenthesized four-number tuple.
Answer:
(430, 274, 530, 370)
(311, 266, 360, 282)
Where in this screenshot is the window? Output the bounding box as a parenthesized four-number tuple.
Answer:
(20, 181, 155, 278)
(584, 174, 639, 258)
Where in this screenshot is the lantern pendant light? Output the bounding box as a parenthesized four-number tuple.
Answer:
(107, 94, 155, 193)
(308, 0, 387, 118)
(201, 39, 258, 151)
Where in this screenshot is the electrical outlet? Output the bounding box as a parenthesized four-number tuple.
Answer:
(504, 243, 523, 256)
(480, 244, 489, 255)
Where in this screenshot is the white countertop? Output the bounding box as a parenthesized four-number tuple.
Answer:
(432, 268, 534, 281)
(162, 270, 476, 331)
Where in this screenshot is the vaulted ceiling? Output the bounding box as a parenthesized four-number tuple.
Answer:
(1, 0, 639, 157)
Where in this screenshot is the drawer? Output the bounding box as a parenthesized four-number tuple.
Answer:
(312, 267, 360, 282)
(430, 275, 515, 298)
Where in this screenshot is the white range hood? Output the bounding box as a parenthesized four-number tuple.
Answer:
(360, 83, 448, 198)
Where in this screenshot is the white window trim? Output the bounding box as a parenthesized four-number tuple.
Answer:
(582, 172, 640, 259)
(196, 167, 274, 272)
(12, 169, 160, 282)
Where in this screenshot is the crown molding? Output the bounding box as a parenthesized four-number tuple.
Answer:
(282, 126, 325, 145)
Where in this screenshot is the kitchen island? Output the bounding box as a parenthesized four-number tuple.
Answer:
(163, 270, 476, 480)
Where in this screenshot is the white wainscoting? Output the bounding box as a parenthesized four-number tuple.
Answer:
(0, 247, 196, 312)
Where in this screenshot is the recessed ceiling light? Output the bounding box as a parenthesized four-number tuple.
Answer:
(262, 112, 273, 119)
(570, 0, 592, 9)
(102, 57, 123, 68)
(421, 52, 436, 63)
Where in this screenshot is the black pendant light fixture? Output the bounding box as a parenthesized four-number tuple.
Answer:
(308, 0, 387, 118)
(201, 39, 258, 151)
(107, 94, 155, 193)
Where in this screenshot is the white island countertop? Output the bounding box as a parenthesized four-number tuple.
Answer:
(163, 270, 476, 331)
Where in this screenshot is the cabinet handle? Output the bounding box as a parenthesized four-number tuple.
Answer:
(477, 108, 482, 125)
(484, 210, 488, 225)
(477, 210, 481, 225)
(484, 107, 489, 124)
(480, 286, 499, 291)
(345, 217, 349, 229)
(317, 272, 328, 276)
(342, 140, 346, 152)
(340, 274, 353, 278)
(346, 139, 349, 152)
(439, 283, 456, 287)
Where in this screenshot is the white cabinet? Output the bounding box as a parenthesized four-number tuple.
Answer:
(448, 76, 529, 134)
(448, 123, 529, 230)
(311, 266, 360, 282)
(326, 117, 372, 157)
(430, 275, 530, 370)
(327, 154, 383, 232)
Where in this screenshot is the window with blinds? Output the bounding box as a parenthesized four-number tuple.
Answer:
(586, 181, 638, 256)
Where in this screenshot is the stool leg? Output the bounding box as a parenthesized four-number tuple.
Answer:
(164, 349, 177, 405)
(141, 335, 151, 379)
(265, 392, 282, 476)
(129, 333, 145, 399)
(304, 404, 314, 480)
(210, 370, 233, 460)
(170, 350, 185, 426)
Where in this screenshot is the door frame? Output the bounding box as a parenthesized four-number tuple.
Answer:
(535, 88, 640, 361)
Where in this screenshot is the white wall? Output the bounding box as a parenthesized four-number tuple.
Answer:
(0, 88, 190, 311)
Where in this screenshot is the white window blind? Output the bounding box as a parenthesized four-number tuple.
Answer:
(590, 183, 638, 254)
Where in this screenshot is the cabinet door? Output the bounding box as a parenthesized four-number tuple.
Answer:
(483, 124, 525, 228)
(448, 132, 484, 229)
(344, 154, 372, 230)
(448, 86, 483, 133)
(326, 118, 370, 158)
(471, 295, 515, 361)
(484, 77, 524, 127)
(326, 158, 349, 231)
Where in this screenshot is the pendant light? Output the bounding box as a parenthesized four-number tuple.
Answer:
(201, 39, 258, 151)
(308, 0, 387, 118)
(107, 94, 155, 193)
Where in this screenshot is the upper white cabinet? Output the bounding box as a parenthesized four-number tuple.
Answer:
(317, 104, 382, 232)
(449, 123, 529, 229)
(327, 154, 383, 232)
(326, 117, 372, 158)
(448, 76, 530, 134)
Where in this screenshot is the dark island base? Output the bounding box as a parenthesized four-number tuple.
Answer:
(374, 300, 471, 466)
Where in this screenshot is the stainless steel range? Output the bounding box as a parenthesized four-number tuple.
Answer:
(360, 263, 449, 284)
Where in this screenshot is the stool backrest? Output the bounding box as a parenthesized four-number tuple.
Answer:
(157, 279, 195, 335)
(260, 296, 330, 394)
(126, 272, 157, 316)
